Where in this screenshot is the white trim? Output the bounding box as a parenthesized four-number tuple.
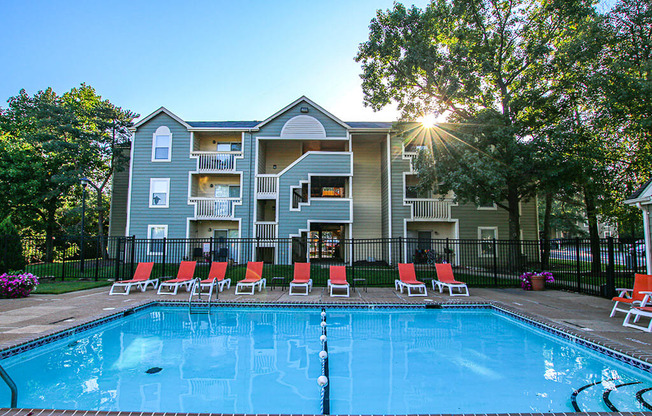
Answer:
(133, 107, 191, 131)
(255, 136, 348, 141)
(151, 126, 172, 162)
(281, 115, 326, 138)
(253, 96, 351, 131)
(147, 224, 168, 255)
(125, 135, 135, 236)
(149, 178, 170, 208)
(477, 202, 497, 210)
(478, 226, 498, 257)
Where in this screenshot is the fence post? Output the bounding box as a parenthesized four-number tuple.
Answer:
(130, 236, 136, 279)
(575, 237, 581, 292)
(61, 240, 66, 281)
(445, 238, 450, 263)
(351, 238, 356, 288)
(492, 238, 498, 286)
(162, 237, 167, 276)
(94, 235, 100, 281)
(398, 236, 403, 264)
(113, 237, 121, 281)
(606, 236, 616, 298)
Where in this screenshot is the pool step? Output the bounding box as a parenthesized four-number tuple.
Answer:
(572, 379, 652, 412)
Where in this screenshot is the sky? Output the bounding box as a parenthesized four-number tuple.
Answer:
(0, 0, 433, 123)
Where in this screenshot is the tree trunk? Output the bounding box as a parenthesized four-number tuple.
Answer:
(507, 186, 522, 270)
(541, 192, 553, 269)
(583, 185, 602, 273)
(96, 187, 108, 259)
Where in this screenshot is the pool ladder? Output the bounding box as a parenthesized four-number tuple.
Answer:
(0, 362, 17, 407)
(188, 277, 218, 314)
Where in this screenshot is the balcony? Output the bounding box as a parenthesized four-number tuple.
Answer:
(256, 222, 277, 238)
(190, 197, 240, 219)
(257, 175, 278, 199)
(191, 151, 241, 172)
(405, 199, 454, 220)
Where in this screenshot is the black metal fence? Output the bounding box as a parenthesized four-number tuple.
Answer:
(1, 235, 647, 298)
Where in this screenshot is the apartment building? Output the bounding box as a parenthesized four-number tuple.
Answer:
(109, 96, 538, 264)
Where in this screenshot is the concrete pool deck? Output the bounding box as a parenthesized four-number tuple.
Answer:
(2, 285, 652, 416)
(1, 284, 651, 357)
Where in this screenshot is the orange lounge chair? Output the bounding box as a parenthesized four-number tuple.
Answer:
(289, 262, 313, 296)
(109, 262, 158, 295)
(235, 262, 266, 295)
(192, 262, 231, 295)
(327, 265, 349, 297)
(610, 273, 652, 317)
(157, 261, 197, 295)
(434, 263, 469, 296)
(395, 263, 427, 296)
(623, 306, 652, 332)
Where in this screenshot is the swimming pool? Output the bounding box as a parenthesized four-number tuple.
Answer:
(0, 304, 651, 414)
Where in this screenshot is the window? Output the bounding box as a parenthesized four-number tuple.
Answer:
(477, 201, 497, 210)
(216, 142, 242, 152)
(149, 178, 170, 208)
(148, 225, 168, 254)
(406, 185, 429, 199)
(478, 227, 498, 257)
(152, 126, 172, 161)
(214, 184, 240, 198)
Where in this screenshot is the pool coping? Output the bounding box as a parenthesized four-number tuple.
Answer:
(2, 299, 652, 416)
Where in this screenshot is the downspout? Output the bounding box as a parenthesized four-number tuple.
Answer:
(637, 202, 652, 274)
(248, 130, 255, 239)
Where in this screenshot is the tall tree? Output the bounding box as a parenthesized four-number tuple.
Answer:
(356, 0, 595, 241)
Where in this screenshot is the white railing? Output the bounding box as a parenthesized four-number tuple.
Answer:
(257, 175, 278, 197)
(191, 151, 241, 171)
(256, 222, 277, 239)
(190, 197, 240, 219)
(405, 199, 453, 220)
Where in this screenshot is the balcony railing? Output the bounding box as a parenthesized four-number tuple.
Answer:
(255, 222, 277, 239)
(192, 151, 241, 172)
(257, 175, 278, 198)
(190, 197, 240, 219)
(405, 198, 454, 220)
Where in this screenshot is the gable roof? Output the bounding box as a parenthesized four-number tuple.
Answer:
(346, 121, 393, 130)
(254, 96, 351, 131)
(131, 107, 191, 131)
(625, 178, 652, 205)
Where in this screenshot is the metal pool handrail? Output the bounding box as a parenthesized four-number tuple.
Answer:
(0, 362, 17, 407)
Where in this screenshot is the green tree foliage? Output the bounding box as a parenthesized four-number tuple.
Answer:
(0, 215, 26, 273)
(356, 0, 595, 241)
(0, 85, 136, 259)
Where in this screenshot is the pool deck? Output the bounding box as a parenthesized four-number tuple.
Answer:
(1, 285, 652, 416)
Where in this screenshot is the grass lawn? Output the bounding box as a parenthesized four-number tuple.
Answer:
(33, 278, 113, 294)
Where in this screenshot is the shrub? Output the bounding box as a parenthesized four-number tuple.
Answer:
(0, 272, 39, 298)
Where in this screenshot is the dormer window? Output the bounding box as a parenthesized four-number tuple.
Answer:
(152, 126, 172, 161)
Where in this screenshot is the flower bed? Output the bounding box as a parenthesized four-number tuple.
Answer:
(0, 272, 39, 298)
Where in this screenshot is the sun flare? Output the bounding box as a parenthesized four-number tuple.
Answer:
(420, 114, 437, 129)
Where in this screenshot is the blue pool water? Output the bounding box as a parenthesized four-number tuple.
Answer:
(1, 306, 651, 414)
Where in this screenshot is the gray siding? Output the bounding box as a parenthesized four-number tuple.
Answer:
(257, 101, 347, 137)
(352, 139, 383, 239)
(277, 152, 352, 237)
(389, 135, 412, 238)
(234, 132, 255, 238)
(380, 136, 389, 239)
(127, 113, 195, 238)
(108, 144, 131, 237)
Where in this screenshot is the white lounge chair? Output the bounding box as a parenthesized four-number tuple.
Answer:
(235, 262, 266, 295)
(395, 263, 427, 296)
(327, 266, 349, 297)
(610, 273, 652, 317)
(623, 306, 652, 332)
(289, 262, 313, 296)
(157, 261, 197, 295)
(433, 263, 469, 296)
(109, 262, 158, 295)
